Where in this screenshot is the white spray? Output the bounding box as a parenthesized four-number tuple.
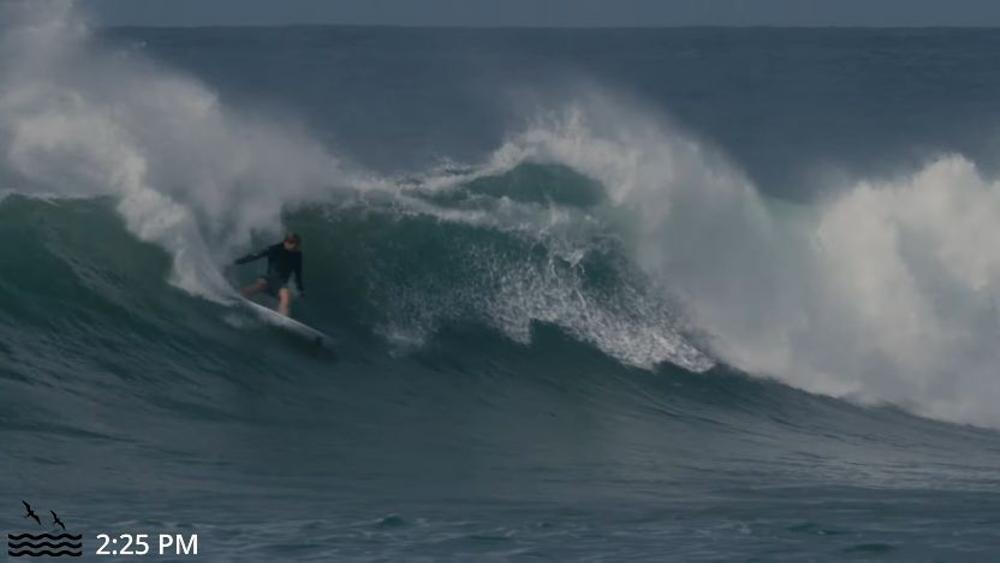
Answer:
(0, 0, 354, 299)
(465, 92, 1000, 428)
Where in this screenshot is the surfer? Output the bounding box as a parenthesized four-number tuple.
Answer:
(234, 233, 305, 316)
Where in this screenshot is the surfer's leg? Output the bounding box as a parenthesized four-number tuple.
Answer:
(277, 287, 292, 316)
(242, 278, 268, 298)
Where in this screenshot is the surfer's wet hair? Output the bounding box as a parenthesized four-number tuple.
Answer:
(285, 233, 301, 246)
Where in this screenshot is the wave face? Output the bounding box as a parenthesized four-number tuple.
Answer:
(4, 2, 1000, 561)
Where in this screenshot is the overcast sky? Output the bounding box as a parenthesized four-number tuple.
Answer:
(91, 0, 1000, 27)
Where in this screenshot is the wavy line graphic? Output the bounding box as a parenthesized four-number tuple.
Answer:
(8, 549, 82, 557)
(8, 541, 83, 549)
(7, 534, 83, 541)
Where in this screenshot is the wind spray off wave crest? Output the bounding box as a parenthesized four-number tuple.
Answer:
(475, 93, 1000, 427)
(400, 96, 781, 373)
(342, 100, 723, 372)
(0, 0, 354, 299)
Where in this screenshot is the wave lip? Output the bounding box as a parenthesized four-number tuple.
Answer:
(7, 533, 83, 557)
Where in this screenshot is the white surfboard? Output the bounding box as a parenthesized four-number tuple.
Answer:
(238, 296, 336, 349)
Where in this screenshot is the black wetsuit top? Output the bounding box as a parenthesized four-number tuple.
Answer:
(235, 243, 304, 292)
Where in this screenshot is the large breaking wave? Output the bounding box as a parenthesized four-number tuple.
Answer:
(4, 0, 1000, 429)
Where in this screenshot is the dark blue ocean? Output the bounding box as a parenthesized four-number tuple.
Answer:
(3, 3, 1000, 560)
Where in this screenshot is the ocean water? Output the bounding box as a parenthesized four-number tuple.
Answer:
(3, 3, 1000, 561)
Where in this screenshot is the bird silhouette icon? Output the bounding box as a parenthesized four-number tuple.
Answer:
(21, 500, 41, 526)
(50, 510, 66, 531)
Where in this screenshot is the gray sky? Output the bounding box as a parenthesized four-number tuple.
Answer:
(91, 0, 1000, 27)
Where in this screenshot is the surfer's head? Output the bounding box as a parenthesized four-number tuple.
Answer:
(283, 232, 302, 252)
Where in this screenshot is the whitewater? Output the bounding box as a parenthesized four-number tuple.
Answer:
(3, 1, 1000, 560)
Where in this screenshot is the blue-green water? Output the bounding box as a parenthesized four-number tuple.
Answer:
(3, 3, 1000, 561)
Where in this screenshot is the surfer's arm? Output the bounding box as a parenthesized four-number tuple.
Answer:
(233, 248, 269, 265)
